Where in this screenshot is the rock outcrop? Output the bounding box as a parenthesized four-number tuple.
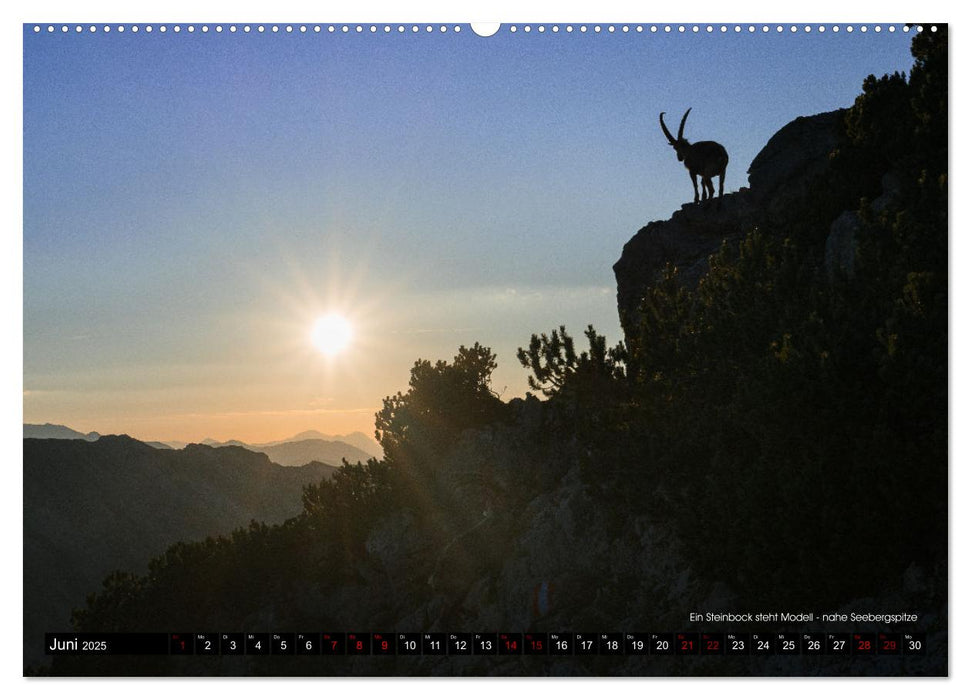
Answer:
(613, 110, 846, 344)
(747, 110, 846, 209)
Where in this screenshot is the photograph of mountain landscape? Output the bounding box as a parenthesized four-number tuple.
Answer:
(23, 20, 947, 677)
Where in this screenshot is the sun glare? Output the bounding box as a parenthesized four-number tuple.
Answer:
(311, 313, 353, 356)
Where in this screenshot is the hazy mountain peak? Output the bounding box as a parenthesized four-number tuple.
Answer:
(24, 423, 100, 441)
(287, 430, 329, 441)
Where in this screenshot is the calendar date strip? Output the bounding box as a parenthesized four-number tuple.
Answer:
(45, 631, 926, 656)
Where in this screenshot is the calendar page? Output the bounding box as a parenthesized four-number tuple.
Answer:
(22, 16, 948, 678)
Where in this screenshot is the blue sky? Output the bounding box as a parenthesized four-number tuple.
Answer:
(22, 21, 916, 441)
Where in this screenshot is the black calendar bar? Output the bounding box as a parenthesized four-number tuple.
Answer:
(44, 631, 927, 655)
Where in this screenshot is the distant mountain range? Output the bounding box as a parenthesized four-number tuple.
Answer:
(23, 424, 381, 465)
(23, 434, 339, 669)
(256, 429, 380, 457)
(23, 422, 100, 441)
(194, 431, 379, 466)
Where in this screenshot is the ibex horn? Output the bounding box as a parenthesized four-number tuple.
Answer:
(659, 112, 677, 145)
(677, 108, 692, 141)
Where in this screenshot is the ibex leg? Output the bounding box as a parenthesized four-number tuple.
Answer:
(691, 173, 700, 203)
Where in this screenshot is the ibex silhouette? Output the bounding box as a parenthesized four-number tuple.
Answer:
(659, 108, 729, 206)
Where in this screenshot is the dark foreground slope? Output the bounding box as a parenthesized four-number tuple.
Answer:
(24, 436, 337, 669)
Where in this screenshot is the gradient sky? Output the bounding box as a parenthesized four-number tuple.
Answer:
(23, 22, 916, 443)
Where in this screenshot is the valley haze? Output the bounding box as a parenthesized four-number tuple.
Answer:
(23, 423, 381, 462)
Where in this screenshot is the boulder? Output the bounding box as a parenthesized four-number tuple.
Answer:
(747, 109, 845, 209)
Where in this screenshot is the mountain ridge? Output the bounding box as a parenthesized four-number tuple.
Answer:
(23, 423, 100, 441)
(190, 434, 377, 466)
(23, 423, 380, 465)
(23, 434, 338, 669)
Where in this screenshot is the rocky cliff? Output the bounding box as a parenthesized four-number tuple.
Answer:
(613, 110, 845, 345)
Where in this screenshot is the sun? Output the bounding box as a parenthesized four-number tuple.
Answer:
(311, 313, 353, 356)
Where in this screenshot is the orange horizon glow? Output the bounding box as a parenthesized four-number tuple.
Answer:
(22, 407, 381, 448)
